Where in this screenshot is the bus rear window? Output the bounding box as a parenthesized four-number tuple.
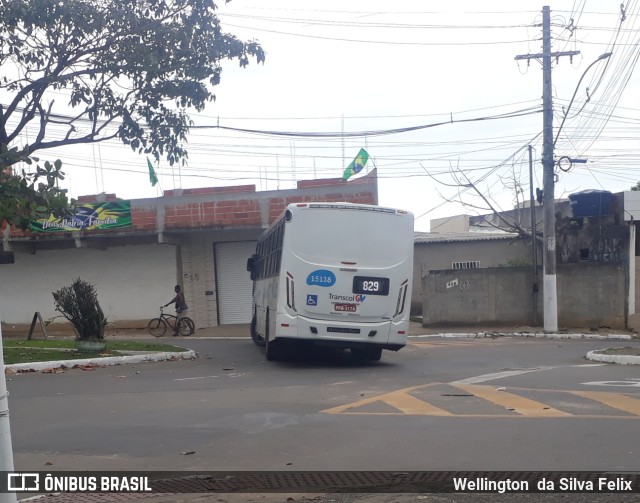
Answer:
(289, 209, 411, 264)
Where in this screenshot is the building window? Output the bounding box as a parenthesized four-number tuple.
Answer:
(580, 248, 590, 261)
(452, 261, 480, 269)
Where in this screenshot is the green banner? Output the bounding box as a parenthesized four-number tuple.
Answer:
(30, 201, 132, 232)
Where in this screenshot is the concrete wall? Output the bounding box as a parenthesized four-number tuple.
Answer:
(557, 263, 626, 329)
(423, 263, 626, 329)
(430, 215, 470, 233)
(636, 255, 640, 313)
(180, 234, 219, 330)
(0, 243, 175, 327)
(412, 238, 534, 315)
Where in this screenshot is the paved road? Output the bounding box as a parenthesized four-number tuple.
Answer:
(5, 335, 640, 502)
(6, 335, 640, 470)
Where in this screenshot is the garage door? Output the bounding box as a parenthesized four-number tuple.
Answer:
(215, 241, 257, 324)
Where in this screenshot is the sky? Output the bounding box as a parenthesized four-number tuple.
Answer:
(13, 0, 640, 232)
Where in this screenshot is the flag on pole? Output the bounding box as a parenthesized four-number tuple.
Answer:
(147, 157, 158, 186)
(342, 148, 369, 181)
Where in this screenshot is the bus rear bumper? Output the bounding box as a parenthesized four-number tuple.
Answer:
(274, 313, 407, 351)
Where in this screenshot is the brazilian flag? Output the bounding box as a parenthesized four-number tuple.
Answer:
(342, 148, 369, 181)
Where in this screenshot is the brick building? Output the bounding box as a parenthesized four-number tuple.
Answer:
(1, 171, 378, 331)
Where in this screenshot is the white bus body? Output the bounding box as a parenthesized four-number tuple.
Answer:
(247, 202, 414, 361)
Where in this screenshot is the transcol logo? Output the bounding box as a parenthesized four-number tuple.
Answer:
(329, 293, 366, 303)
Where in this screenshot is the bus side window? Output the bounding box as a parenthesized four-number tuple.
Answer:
(257, 244, 264, 280)
(266, 232, 273, 278)
(275, 223, 283, 275)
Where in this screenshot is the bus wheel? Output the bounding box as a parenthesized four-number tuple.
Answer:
(265, 337, 280, 361)
(351, 347, 382, 362)
(250, 313, 265, 347)
(264, 311, 279, 360)
(366, 347, 383, 361)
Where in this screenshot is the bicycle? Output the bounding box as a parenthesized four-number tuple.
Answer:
(147, 307, 195, 337)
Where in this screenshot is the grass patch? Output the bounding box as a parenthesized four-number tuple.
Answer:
(597, 346, 640, 356)
(3, 339, 188, 365)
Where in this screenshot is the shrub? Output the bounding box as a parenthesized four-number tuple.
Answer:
(52, 278, 107, 341)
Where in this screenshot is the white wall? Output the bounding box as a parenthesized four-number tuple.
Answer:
(430, 215, 470, 233)
(0, 244, 176, 325)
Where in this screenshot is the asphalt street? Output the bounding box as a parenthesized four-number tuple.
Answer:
(4, 332, 640, 503)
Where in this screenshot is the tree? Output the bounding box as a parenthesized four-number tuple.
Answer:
(428, 161, 541, 242)
(631, 182, 640, 191)
(0, 159, 74, 229)
(0, 0, 265, 170)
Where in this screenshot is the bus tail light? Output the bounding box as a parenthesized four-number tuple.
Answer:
(286, 272, 296, 312)
(394, 280, 408, 317)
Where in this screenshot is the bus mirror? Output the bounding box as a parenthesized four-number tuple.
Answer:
(247, 254, 257, 280)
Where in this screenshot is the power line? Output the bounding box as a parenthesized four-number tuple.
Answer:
(221, 22, 537, 46)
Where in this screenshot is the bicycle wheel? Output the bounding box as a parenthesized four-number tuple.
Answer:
(178, 317, 195, 336)
(147, 318, 168, 337)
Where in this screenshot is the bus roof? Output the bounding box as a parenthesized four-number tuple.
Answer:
(259, 202, 413, 240)
(284, 202, 411, 216)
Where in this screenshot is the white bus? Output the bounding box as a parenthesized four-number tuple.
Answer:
(246, 202, 414, 361)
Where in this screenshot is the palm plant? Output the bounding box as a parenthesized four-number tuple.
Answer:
(52, 278, 107, 341)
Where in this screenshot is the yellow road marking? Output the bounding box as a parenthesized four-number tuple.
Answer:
(452, 384, 572, 417)
(322, 383, 640, 418)
(569, 390, 640, 416)
(378, 391, 453, 416)
(322, 383, 452, 416)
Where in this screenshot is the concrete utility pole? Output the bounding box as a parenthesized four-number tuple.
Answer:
(528, 145, 539, 326)
(515, 6, 579, 332)
(0, 323, 18, 503)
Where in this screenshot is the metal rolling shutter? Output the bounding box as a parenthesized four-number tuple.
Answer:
(216, 241, 257, 324)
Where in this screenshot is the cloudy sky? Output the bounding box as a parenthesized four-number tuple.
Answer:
(30, 1, 640, 231)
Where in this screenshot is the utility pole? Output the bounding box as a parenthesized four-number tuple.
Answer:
(515, 6, 579, 332)
(0, 323, 17, 503)
(528, 145, 539, 326)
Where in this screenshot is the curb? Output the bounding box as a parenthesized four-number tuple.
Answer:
(409, 333, 640, 365)
(5, 350, 197, 373)
(409, 333, 634, 340)
(586, 350, 640, 365)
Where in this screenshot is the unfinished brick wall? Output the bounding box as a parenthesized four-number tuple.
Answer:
(132, 170, 378, 231)
(6, 170, 379, 238)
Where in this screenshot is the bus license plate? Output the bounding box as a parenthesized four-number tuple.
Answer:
(334, 303, 357, 312)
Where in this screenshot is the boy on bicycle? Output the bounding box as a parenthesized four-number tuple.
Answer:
(164, 284, 189, 336)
